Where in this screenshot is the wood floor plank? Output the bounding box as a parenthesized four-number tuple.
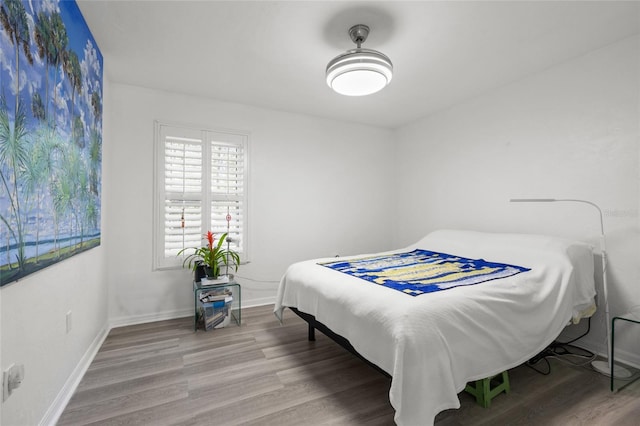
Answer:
(64, 369, 186, 411)
(187, 375, 379, 425)
(240, 376, 393, 426)
(60, 305, 640, 425)
(76, 353, 184, 392)
(186, 347, 349, 392)
(57, 382, 189, 425)
(90, 373, 285, 426)
(275, 352, 364, 385)
(182, 347, 266, 377)
(182, 339, 258, 366)
(91, 338, 181, 364)
(100, 321, 192, 351)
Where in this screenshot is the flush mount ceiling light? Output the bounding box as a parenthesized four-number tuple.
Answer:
(326, 24, 393, 96)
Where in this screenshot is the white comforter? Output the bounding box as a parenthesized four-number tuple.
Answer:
(274, 230, 596, 425)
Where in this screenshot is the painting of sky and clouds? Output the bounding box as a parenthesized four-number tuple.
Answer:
(0, 0, 102, 286)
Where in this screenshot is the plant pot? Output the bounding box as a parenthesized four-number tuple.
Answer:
(194, 263, 207, 282)
(201, 275, 230, 285)
(203, 266, 214, 277)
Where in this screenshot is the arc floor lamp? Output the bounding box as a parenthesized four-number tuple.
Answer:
(510, 198, 631, 378)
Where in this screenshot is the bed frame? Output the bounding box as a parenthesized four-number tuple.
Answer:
(290, 306, 516, 409)
(290, 307, 390, 378)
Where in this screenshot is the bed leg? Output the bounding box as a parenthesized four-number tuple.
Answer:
(308, 324, 316, 341)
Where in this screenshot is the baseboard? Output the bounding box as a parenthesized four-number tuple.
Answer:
(39, 324, 110, 426)
(108, 296, 276, 330)
(570, 336, 640, 370)
(243, 296, 276, 308)
(611, 346, 640, 370)
(108, 308, 193, 329)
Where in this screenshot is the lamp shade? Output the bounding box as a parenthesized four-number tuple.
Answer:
(326, 48, 393, 96)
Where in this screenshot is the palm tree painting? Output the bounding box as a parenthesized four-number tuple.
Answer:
(0, 0, 102, 286)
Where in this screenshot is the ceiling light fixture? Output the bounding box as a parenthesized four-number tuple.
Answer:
(326, 24, 393, 96)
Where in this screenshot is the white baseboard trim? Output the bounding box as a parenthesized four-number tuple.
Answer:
(40, 324, 110, 426)
(108, 298, 276, 329)
(109, 308, 193, 329)
(243, 296, 276, 308)
(569, 336, 640, 370)
(611, 346, 640, 370)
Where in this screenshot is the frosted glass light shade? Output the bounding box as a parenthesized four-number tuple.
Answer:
(326, 48, 393, 96)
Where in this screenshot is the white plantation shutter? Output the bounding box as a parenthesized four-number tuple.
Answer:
(210, 142, 245, 253)
(164, 137, 202, 258)
(164, 200, 201, 257)
(154, 122, 249, 270)
(211, 201, 243, 252)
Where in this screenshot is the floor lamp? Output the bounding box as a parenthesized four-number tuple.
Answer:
(510, 198, 631, 378)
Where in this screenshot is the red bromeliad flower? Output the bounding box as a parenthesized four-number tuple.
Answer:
(206, 231, 214, 249)
(178, 230, 240, 279)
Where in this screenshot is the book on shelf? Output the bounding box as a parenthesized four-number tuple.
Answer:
(199, 288, 233, 303)
(199, 298, 232, 330)
(200, 294, 233, 303)
(205, 310, 226, 330)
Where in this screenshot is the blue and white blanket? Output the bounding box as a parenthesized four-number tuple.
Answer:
(319, 249, 530, 296)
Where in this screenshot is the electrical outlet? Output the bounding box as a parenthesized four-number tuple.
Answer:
(3, 364, 25, 401)
(66, 311, 72, 333)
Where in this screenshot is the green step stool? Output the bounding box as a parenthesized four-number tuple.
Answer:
(464, 371, 510, 408)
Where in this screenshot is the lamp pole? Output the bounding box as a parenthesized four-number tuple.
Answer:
(510, 198, 630, 378)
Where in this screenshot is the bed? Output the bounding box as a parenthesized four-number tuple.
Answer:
(274, 229, 596, 425)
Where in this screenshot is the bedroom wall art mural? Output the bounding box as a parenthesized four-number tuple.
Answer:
(0, 0, 102, 286)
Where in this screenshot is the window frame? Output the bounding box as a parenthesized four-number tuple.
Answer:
(153, 120, 250, 271)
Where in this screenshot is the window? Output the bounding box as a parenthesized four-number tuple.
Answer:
(154, 122, 249, 270)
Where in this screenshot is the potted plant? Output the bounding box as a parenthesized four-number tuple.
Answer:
(178, 231, 240, 283)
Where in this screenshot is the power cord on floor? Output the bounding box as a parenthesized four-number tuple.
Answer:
(526, 317, 596, 376)
(557, 315, 592, 345)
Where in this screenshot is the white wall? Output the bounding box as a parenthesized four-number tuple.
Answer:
(393, 36, 640, 364)
(0, 77, 111, 426)
(106, 84, 394, 325)
(1, 249, 109, 425)
(1, 28, 637, 426)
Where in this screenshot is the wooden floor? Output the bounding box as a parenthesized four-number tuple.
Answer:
(59, 305, 640, 425)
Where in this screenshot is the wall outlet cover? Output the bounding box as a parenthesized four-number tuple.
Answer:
(2, 364, 25, 401)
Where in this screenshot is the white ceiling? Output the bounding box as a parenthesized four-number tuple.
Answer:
(77, 1, 639, 129)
